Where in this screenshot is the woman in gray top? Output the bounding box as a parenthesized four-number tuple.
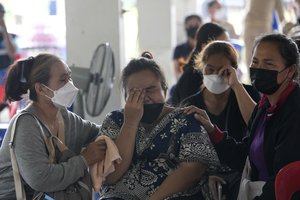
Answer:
(0, 53, 106, 199)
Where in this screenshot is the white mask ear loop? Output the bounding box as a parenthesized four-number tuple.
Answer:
(42, 84, 54, 100)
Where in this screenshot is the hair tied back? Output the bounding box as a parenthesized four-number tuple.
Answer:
(141, 51, 153, 59)
(19, 56, 34, 83)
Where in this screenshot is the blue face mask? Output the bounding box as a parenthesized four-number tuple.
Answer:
(141, 103, 164, 124)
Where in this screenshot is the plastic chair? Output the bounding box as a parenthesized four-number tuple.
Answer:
(275, 161, 300, 200)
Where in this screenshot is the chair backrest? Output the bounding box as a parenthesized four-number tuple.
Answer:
(275, 161, 300, 200)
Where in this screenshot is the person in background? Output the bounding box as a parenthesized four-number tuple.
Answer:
(0, 53, 106, 199)
(173, 14, 202, 79)
(99, 51, 219, 200)
(187, 33, 300, 199)
(170, 22, 228, 106)
(0, 3, 16, 113)
(205, 0, 239, 39)
(182, 41, 260, 200)
(0, 3, 15, 69)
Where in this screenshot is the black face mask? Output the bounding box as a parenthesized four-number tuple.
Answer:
(250, 68, 287, 95)
(186, 26, 198, 38)
(141, 103, 164, 124)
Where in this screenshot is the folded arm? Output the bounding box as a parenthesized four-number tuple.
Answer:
(220, 67, 257, 125)
(149, 161, 207, 200)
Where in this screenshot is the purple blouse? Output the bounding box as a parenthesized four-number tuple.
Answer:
(249, 113, 269, 181)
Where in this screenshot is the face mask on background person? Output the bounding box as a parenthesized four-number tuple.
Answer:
(141, 103, 164, 124)
(203, 74, 230, 94)
(43, 81, 79, 108)
(186, 26, 199, 39)
(250, 68, 288, 95)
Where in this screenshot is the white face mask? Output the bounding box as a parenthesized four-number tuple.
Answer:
(203, 74, 230, 94)
(43, 81, 79, 108)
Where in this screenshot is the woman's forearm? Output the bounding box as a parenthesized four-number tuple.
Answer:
(149, 162, 207, 200)
(105, 123, 138, 183)
(232, 83, 256, 125)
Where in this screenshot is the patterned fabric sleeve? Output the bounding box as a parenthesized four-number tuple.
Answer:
(100, 110, 123, 139)
(178, 114, 220, 167)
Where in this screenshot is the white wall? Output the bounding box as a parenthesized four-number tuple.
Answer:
(137, 0, 177, 89)
(65, 0, 124, 124)
(137, 0, 199, 89)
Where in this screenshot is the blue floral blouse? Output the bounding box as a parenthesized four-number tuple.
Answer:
(99, 108, 219, 200)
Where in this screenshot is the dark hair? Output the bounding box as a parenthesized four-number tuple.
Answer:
(195, 23, 226, 53)
(0, 3, 5, 13)
(184, 22, 227, 70)
(253, 33, 300, 78)
(121, 51, 168, 98)
(5, 53, 62, 102)
(184, 14, 202, 25)
(208, 0, 220, 8)
(292, 38, 300, 53)
(195, 41, 238, 70)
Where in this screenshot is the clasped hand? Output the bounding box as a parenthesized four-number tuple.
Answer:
(81, 139, 107, 166)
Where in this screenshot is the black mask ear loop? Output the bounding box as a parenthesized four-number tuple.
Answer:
(278, 67, 290, 86)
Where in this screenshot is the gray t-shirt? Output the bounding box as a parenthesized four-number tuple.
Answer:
(0, 103, 101, 199)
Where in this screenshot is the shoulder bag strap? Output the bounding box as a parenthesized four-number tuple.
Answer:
(57, 110, 65, 144)
(9, 112, 47, 199)
(9, 111, 68, 200)
(33, 115, 57, 163)
(9, 113, 29, 200)
(32, 111, 67, 200)
(33, 110, 67, 163)
(34, 111, 67, 163)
